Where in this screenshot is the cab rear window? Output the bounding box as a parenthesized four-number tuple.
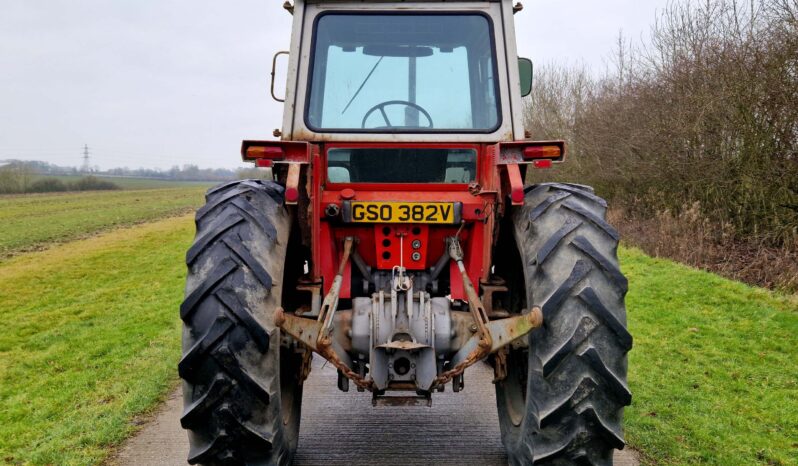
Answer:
(327, 148, 476, 184)
(306, 14, 500, 133)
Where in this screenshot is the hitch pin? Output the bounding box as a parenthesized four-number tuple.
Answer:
(392, 231, 410, 291)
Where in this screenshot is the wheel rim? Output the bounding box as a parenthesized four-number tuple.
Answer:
(501, 348, 529, 427)
(279, 347, 302, 444)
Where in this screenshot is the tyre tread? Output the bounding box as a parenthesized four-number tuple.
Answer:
(499, 183, 631, 466)
(180, 179, 297, 465)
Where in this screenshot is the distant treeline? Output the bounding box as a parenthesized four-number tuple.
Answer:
(0, 160, 240, 182)
(0, 165, 120, 194)
(526, 0, 797, 249)
(105, 165, 239, 181)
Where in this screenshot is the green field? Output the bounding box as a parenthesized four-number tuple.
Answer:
(0, 195, 796, 464)
(0, 187, 207, 258)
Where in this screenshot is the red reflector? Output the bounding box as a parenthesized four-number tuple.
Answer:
(255, 159, 273, 168)
(285, 186, 299, 203)
(524, 145, 561, 159)
(340, 188, 356, 200)
(533, 159, 552, 169)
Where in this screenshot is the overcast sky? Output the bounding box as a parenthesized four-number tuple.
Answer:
(0, 0, 668, 170)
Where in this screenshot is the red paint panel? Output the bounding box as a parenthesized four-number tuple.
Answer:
(505, 163, 525, 205)
(308, 141, 498, 301)
(374, 224, 429, 270)
(319, 220, 336, 294)
(449, 260, 465, 300)
(466, 221, 486, 282)
(311, 145, 323, 282)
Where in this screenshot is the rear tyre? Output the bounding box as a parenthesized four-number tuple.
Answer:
(496, 183, 632, 465)
(179, 180, 303, 465)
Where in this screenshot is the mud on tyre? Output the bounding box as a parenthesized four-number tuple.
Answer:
(179, 180, 303, 465)
(495, 183, 632, 466)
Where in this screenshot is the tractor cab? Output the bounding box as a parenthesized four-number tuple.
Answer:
(281, 0, 528, 143)
(241, 0, 559, 402)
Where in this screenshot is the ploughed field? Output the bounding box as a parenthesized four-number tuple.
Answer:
(0, 188, 795, 465)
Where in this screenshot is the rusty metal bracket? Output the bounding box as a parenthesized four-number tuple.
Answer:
(315, 238, 376, 390)
(435, 307, 543, 387)
(448, 237, 492, 347)
(276, 237, 375, 391)
(275, 308, 323, 352)
(493, 347, 508, 382)
(317, 237, 353, 334)
(487, 307, 542, 352)
(481, 280, 509, 318)
(295, 279, 321, 317)
(432, 236, 494, 387)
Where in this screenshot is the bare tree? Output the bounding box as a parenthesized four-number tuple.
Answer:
(523, 0, 798, 249)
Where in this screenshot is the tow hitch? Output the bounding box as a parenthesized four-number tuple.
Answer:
(275, 236, 543, 400)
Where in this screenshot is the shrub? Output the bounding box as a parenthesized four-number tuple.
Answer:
(27, 178, 68, 193)
(0, 165, 34, 194)
(69, 176, 120, 191)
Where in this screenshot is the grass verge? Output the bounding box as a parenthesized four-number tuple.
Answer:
(622, 247, 798, 465)
(0, 187, 206, 258)
(0, 215, 193, 465)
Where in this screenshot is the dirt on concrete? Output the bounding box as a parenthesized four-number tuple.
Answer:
(112, 357, 640, 466)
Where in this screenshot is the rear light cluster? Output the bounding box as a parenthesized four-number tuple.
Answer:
(523, 145, 561, 159)
(241, 140, 309, 166)
(497, 140, 566, 169)
(246, 146, 283, 167)
(523, 142, 563, 169)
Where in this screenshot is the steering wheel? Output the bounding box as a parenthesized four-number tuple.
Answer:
(361, 100, 434, 129)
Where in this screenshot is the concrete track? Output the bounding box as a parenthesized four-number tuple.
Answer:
(113, 357, 639, 465)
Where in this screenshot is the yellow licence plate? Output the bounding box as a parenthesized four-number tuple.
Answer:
(344, 201, 459, 224)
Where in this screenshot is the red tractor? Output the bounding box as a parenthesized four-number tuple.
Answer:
(179, 1, 631, 464)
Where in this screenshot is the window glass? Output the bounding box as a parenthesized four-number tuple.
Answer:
(307, 14, 499, 132)
(327, 148, 477, 183)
